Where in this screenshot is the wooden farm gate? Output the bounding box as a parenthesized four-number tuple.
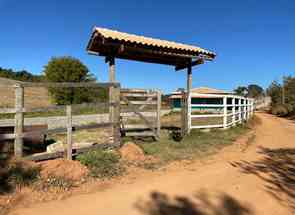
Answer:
(120, 89, 161, 140)
(0, 78, 121, 161)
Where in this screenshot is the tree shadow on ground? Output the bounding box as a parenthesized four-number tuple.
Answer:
(231, 146, 295, 211)
(135, 190, 253, 215)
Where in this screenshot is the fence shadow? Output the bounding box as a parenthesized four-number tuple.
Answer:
(135, 190, 253, 215)
(231, 146, 295, 210)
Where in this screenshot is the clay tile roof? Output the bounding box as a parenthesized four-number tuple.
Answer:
(191, 87, 231, 94)
(91, 27, 216, 57)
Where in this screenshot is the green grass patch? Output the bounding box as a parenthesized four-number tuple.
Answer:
(77, 149, 125, 179)
(137, 119, 256, 166)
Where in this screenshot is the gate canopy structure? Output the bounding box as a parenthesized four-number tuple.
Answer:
(86, 27, 216, 135)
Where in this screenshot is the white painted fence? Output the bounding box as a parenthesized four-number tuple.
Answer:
(188, 93, 254, 131)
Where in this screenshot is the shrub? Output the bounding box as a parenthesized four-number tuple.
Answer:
(0, 160, 40, 193)
(271, 104, 293, 116)
(39, 175, 74, 191)
(77, 149, 124, 179)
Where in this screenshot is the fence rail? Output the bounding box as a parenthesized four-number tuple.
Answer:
(185, 93, 254, 131)
(0, 81, 121, 160)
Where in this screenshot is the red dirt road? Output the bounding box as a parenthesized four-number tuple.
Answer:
(10, 113, 295, 215)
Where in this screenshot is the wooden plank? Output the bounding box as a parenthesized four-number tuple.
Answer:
(156, 90, 161, 137)
(0, 133, 15, 141)
(175, 58, 204, 71)
(20, 82, 119, 88)
(191, 124, 223, 129)
(181, 91, 186, 137)
(121, 96, 159, 139)
(113, 85, 121, 146)
(120, 93, 157, 98)
(191, 104, 224, 107)
(14, 85, 24, 157)
(22, 122, 113, 137)
(0, 108, 17, 114)
(223, 96, 227, 129)
(26, 143, 118, 161)
(125, 131, 156, 137)
(120, 100, 157, 105)
(187, 64, 192, 133)
(123, 124, 155, 130)
(66, 105, 72, 160)
(191, 114, 223, 118)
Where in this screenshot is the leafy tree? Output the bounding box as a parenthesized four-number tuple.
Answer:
(234, 86, 248, 96)
(43, 56, 102, 105)
(266, 81, 282, 106)
(234, 84, 264, 98)
(247, 84, 264, 98)
(283, 76, 295, 108)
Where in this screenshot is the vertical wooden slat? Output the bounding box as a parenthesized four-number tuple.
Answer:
(181, 91, 186, 137)
(66, 105, 73, 160)
(156, 90, 161, 137)
(108, 57, 116, 144)
(113, 84, 121, 146)
(14, 84, 24, 157)
(238, 98, 242, 123)
(187, 65, 192, 134)
(223, 96, 227, 129)
(232, 97, 236, 126)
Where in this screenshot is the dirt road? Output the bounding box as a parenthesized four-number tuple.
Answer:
(10, 113, 295, 215)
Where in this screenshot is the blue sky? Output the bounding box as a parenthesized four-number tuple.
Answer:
(0, 0, 294, 93)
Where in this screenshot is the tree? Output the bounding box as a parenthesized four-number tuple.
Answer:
(234, 84, 264, 98)
(247, 84, 264, 98)
(43, 56, 99, 105)
(234, 86, 248, 96)
(266, 81, 282, 106)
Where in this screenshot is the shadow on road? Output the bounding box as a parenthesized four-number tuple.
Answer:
(135, 190, 253, 215)
(231, 146, 295, 210)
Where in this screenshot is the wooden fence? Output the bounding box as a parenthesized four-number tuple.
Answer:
(0, 81, 121, 161)
(182, 93, 254, 133)
(120, 89, 161, 139)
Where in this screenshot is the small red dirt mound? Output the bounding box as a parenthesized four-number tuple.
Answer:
(119, 142, 145, 162)
(40, 159, 89, 182)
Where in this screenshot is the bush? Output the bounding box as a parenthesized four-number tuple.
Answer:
(77, 149, 124, 179)
(271, 104, 293, 116)
(38, 175, 74, 191)
(0, 160, 40, 193)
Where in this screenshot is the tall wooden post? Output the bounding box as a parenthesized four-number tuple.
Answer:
(66, 105, 73, 160)
(238, 98, 242, 123)
(181, 91, 186, 137)
(223, 96, 227, 129)
(186, 65, 192, 134)
(108, 57, 118, 144)
(232, 97, 236, 126)
(109, 57, 115, 123)
(112, 84, 121, 146)
(14, 84, 24, 157)
(156, 90, 161, 138)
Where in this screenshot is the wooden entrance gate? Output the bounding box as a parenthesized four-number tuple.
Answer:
(120, 89, 161, 139)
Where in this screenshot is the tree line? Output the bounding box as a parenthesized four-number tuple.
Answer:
(267, 76, 295, 116)
(0, 56, 107, 105)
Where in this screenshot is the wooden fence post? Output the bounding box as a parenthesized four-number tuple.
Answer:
(66, 105, 73, 160)
(223, 96, 227, 129)
(232, 97, 236, 126)
(113, 84, 121, 146)
(156, 90, 161, 138)
(238, 98, 242, 124)
(181, 91, 187, 137)
(14, 84, 24, 157)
